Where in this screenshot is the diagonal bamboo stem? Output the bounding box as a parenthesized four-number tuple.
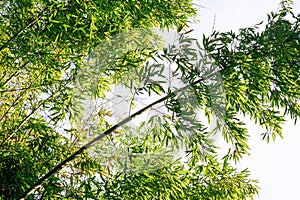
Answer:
(18, 70, 219, 199)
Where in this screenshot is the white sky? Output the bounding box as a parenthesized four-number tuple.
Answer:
(192, 0, 300, 199)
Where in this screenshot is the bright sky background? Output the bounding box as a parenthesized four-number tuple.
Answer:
(192, 0, 300, 199)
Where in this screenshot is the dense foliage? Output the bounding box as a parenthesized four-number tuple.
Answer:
(0, 0, 299, 199)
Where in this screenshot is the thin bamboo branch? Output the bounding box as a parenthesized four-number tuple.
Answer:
(18, 70, 220, 199)
(0, 1, 53, 52)
(1, 86, 59, 145)
(1, 61, 30, 87)
(0, 16, 42, 52)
